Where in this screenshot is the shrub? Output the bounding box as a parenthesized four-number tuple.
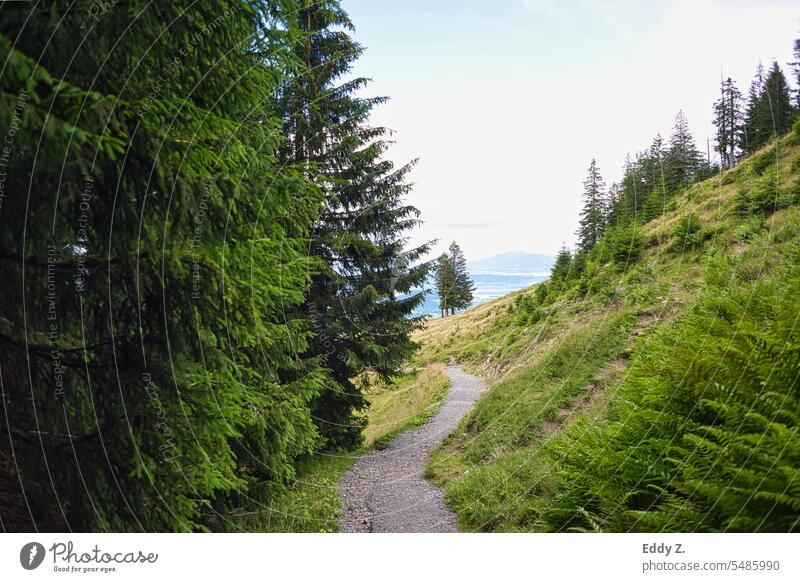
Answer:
(737, 173, 795, 215)
(733, 214, 765, 243)
(606, 224, 645, 265)
(751, 146, 777, 176)
(790, 116, 800, 144)
(672, 212, 704, 250)
(535, 282, 550, 304)
(513, 294, 543, 325)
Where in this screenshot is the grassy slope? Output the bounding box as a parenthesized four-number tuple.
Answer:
(363, 363, 451, 447)
(414, 132, 800, 531)
(231, 364, 450, 532)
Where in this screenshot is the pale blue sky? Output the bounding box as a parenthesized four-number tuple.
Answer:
(344, 0, 799, 260)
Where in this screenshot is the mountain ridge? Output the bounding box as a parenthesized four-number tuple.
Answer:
(468, 250, 555, 273)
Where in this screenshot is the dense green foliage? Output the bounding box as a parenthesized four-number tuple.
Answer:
(0, 0, 424, 531)
(743, 61, 796, 155)
(276, 1, 431, 450)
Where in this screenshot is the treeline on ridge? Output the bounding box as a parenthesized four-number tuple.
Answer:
(535, 51, 800, 305)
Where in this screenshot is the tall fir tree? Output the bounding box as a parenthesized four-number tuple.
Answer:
(640, 134, 668, 220)
(713, 76, 745, 168)
(645, 133, 666, 192)
(577, 158, 607, 252)
(276, 0, 432, 449)
(743, 62, 766, 155)
(611, 154, 641, 226)
(759, 61, 796, 142)
(449, 241, 475, 313)
(435, 253, 456, 317)
(605, 182, 621, 225)
(0, 0, 328, 531)
(790, 33, 800, 109)
(665, 110, 702, 193)
(550, 245, 574, 287)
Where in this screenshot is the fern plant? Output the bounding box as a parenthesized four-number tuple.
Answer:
(542, 244, 800, 532)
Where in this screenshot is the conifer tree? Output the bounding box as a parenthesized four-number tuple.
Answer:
(743, 62, 766, 155)
(449, 241, 475, 313)
(645, 133, 667, 191)
(640, 134, 668, 220)
(611, 154, 641, 226)
(713, 77, 744, 168)
(741, 62, 794, 154)
(435, 253, 456, 317)
(577, 159, 607, 252)
(550, 245, 573, 286)
(665, 110, 702, 192)
(792, 34, 800, 108)
(275, 0, 432, 448)
(0, 0, 327, 531)
(760, 61, 796, 141)
(605, 182, 621, 226)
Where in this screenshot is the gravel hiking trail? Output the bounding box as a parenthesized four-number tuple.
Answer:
(338, 366, 486, 532)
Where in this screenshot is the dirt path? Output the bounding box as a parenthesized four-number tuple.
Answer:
(337, 366, 485, 532)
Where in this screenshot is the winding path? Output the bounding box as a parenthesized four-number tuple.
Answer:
(337, 366, 486, 532)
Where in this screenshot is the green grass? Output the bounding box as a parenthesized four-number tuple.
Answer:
(364, 364, 451, 448)
(230, 454, 357, 532)
(427, 311, 636, 530)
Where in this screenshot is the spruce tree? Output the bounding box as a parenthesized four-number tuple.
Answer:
(449, 242, 475, 313)
(605, 183, 621, 226)
(759, 61, 796, 142)
(610, 154, 641, 226)
(713, 77, 744, 168)
(276, 0, 432, 449)
(550, 245, 573, 286)
(435, 253, 456, 317)
(743, 62, 766, 155)
(0, 0, 326, 531)
(640, 134, 668, 220)
(645, 133, 666, 193)
(665, 110, 702, 193)
(577, 159, 607, 252)
(790, 34, 800, 109)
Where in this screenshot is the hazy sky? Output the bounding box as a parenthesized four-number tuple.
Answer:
(344, 0, 799, 261)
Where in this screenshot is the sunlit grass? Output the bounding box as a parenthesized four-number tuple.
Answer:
(363, 364, 450, 447)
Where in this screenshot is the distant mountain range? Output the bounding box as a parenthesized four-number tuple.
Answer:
(468, 251, 555, 274)
(413, 251, 555, 317)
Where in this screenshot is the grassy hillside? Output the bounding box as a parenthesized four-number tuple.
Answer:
(415, 127, 800, 532)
